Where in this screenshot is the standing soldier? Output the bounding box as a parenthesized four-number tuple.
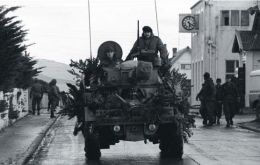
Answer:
(255, 94, 260, 121)
(30, 79, 44, 115)
(196, 72, 216, 126)
(222, 77, 239, 127)
(48, 79, 60, 118)
(215, 78, 223, 124)
(196, 83, 207, 125)
(125, 26, 168, 65)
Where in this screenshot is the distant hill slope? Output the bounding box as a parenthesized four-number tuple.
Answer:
(35, 59, 76, 91)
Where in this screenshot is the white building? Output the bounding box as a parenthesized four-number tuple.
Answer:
(170, 46, 192, 80)
(190, 0, 257, 105)
(232, 10, 260, 107)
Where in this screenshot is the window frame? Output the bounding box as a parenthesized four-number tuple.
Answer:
(231, 10, 239, 26)
(241, 10, 249, 26)
(221, 10, 230, 26)
(225, 60, 239, 81)
(220, 10, 250, 27)
(181, 64, 191, 70)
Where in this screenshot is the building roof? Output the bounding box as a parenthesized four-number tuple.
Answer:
(190, 0, 203, 10)
(232, 12, 260, 53)
(232, 31, 260, 53)
(170, 46, 191, 64)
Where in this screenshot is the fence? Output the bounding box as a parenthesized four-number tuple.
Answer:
(0, 89, 29, 131)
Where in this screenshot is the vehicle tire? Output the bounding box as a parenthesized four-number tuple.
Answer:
(159, 122, 183, 159)
(84, 126, 101, 160)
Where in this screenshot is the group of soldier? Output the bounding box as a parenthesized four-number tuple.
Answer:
(196, 72, 240, 127)
(29, 78, 60, 118)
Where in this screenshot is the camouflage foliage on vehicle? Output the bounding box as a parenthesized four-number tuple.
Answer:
(65, 57, 195, 142)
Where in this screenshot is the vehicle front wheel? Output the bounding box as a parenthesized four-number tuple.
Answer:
(159, 122, 183, 159)
(84, 126, 101, 160)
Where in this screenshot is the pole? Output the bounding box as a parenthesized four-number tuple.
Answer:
(154, 0, 160, 36)
(88, 0, 93, 59)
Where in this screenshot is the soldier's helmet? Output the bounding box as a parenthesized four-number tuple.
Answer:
(142, 26, 153, 33)
(203, 72, 210, 79)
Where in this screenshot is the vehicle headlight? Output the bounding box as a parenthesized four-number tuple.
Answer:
(113, 125, 121, 132)
(148, 124, 157, 131)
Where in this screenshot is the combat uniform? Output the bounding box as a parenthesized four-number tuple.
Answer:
(222, 81, 239, 127)
(125, 33, 168, 65)
(30, 81, 44, 115)
(48, 81, 60, 118)
(215, 83, 223, 124)
(197, 78, 215, 125)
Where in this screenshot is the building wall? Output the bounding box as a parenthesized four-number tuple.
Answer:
(190, 0, 256, 105)
(171, 51, 192, 79)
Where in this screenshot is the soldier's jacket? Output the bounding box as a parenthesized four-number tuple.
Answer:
(30, 82, 43, 98)
(126, 33, 168, 64)
(48, 85, 60, 101)
(197, 78, 215, 101)
(215, 84, 224, 101)
(222, 81, 238, 101)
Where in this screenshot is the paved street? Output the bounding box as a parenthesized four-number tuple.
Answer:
(26, 115, 260, 165)
(0, 110, 57, 165)
(186, 116, 260, 165)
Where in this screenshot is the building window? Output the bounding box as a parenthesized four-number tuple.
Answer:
(221, 10, 230, 26)
(231, 10, 239, 26)
(181, 64, 191, 70)
(225, 60, 239, 80)
(241, 10, 249, 26)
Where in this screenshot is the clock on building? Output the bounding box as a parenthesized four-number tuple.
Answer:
(182, 15, 196, 30)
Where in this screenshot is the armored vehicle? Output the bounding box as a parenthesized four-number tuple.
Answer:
(82, 41, 186, 160)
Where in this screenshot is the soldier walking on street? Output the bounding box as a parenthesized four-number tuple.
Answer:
(222, 77, 239, 127)
(48, 79, 60, 118)
(30, 79, 44, 115)
(196, 83, 207, 125)
(196, 72, 216, 126)
(215, 78, 223, 125)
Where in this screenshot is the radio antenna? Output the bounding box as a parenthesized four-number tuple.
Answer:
(88, 0, 93, 59)
(154, 0, 160, 37)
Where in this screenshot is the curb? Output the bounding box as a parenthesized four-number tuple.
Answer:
(0, 113, 29, 133)
(237, 124, 260, 133)
(16, 115, 61, 165)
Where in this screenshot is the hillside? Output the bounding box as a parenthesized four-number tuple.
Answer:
(35, 59, 76, 91)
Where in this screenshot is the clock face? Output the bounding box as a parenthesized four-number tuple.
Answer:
(182, 16, 195, 30)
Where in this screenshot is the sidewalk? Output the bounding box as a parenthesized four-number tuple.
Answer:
(190, 107, 260, 133)
(0, 109, 59, 165)
(237, 118, 260, 133)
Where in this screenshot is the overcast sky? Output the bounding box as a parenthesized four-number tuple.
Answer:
(1, 0, 198, 64)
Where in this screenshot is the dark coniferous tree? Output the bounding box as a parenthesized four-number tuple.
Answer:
(0, 6, 40, 91)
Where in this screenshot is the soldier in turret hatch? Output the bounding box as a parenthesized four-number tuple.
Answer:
(125, 26, 169, 66)
(100, 46, 122, 67)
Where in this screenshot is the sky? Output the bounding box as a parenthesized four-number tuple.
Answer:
(1, 0, 198, 64)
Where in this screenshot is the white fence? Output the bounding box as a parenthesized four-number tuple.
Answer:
(0, 89, 29, 131)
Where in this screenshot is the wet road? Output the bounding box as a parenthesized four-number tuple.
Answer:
(28, 115, 260, 165)
(186, 116, 260, 165)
